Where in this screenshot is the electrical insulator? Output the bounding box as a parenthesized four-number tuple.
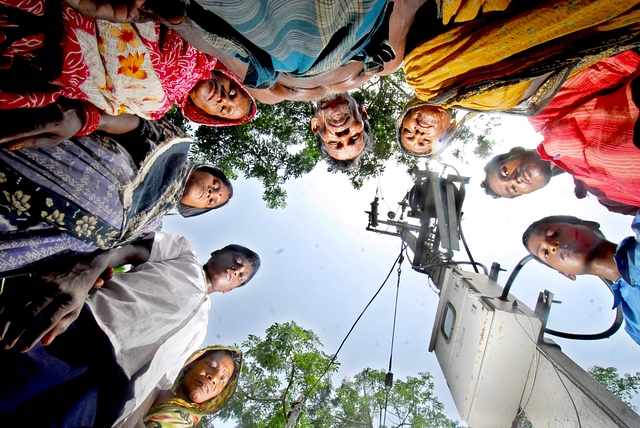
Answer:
(385, 371, 393, 389)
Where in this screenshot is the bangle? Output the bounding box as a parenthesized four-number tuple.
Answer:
(74, 102, 102, 136)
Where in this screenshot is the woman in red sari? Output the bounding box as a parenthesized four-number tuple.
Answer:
(0, 0, 256, 135)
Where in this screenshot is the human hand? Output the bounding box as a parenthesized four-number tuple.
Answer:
(62, 0, 185, 24)
(0, 100, 84, 150)
(0, 257, 108, 351)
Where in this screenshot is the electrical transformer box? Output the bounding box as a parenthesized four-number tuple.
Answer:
(429, 268, 543, 428)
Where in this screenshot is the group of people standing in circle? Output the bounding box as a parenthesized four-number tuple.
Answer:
(0, 0, 639, 426)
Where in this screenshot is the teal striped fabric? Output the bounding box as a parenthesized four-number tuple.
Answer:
(189, 0, 390, 88)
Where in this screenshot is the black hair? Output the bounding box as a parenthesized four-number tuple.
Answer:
(480, 151, 513, 199)
(218, 244, 261, 286)
(179, 165, 234, 218)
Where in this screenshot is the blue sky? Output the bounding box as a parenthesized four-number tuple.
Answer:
(164, 114, 639, 425)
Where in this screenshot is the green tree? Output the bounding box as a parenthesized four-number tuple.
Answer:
(216, 321, 337, 427)
(589, 365, 640, 410)
(165, 70, 499, 209)
(333, 369, 459, 428)
(211, 322, 457, 428)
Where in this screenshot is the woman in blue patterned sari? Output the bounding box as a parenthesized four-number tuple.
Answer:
(0, 102, 232, 275)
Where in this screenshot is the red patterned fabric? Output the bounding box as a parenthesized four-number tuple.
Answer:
(144, 23, 217, 115)
(0, 2, 90, 108)
(531, 50, 640, 209)
(0, 1, 256, 126)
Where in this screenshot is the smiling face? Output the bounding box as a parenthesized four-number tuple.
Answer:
(179, 351, 235, 404)
(189, 71, 251, 121)
(311, 94, 368, 161)
(400, 105, 452, 155)
(525, 221, 604, 278)
(484, 147, 552, 198)
(181, 169, 231, 209)
(204, 249, 254, 294)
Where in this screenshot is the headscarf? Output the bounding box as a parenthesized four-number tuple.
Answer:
(143, 346, 243, 428)
(395, 97, 478, 158)
(179, 61, 258, 127)
(178, 164, 234, 218)
(119, 121, 231, 245)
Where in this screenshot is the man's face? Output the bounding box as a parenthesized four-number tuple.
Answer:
(485, 148, 552, 197)
(311, 94, 367, 161)
(204, 250, 253, 293)
(400, 105, 452, 155)
(180, 351, 235, 404)
(525, 221, 603, 278)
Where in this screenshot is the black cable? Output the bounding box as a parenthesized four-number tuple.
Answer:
(499, 255, 534, 301)
(457, 213, 479, 274)
(382, 251, 404, 427)
(302, 243, 408, 401)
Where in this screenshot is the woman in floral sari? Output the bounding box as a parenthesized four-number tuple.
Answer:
(0, 0, 257, 128)
(0, 111, 232, 275)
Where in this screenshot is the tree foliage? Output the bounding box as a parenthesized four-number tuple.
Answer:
(333, 369, 459, 428)
(212, 322, 458, 428)
(165, 70, 499, 209)
(216, 321, 337, 427)
(588, 365, 640, 410)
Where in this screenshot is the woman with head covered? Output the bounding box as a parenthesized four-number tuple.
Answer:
(0, 0, 257, 145)
(142, 346, 242, 427)
(397, 0, 640, 157)
(0, 114, 233, 274)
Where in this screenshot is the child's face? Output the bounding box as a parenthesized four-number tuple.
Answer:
(526, 221, 603, 277)
(189, 71, 250, 121)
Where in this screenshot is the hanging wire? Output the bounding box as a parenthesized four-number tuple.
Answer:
(382, 248, 404, 427)
(302, 243, 409, 402)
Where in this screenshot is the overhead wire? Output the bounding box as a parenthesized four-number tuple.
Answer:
(383, 247, 404, 427)
(301, 242, 408, 402)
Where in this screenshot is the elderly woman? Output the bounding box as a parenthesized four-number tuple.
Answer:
(397, 0, 640, 156)
(142, 346, 242, 428)
(0, 0, 257, 131)
(0, 109, 231, 274)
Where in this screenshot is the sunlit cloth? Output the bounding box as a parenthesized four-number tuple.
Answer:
(531, 50, 640, 210)
(143, 346, 242, 428)
(404, 0, 640, 114)
(437, 0, 512, 25)
(0, 1, 256, 125)
(187, 0, 390, 88)
(0, 119, 203, 274)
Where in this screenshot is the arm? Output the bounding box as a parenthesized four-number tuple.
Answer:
(0, 99, 141, 150)
(378, 0, 429, 76)
(0, 233, 155, 352)
(62, 0, 186, 24)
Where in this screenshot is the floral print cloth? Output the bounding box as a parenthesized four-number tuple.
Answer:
(0, 119, 192, 274)
(0, 0, 256, 125)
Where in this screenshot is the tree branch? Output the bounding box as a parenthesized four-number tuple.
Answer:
(282, 364, 296, 421)
(335, 414, 372, 427)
